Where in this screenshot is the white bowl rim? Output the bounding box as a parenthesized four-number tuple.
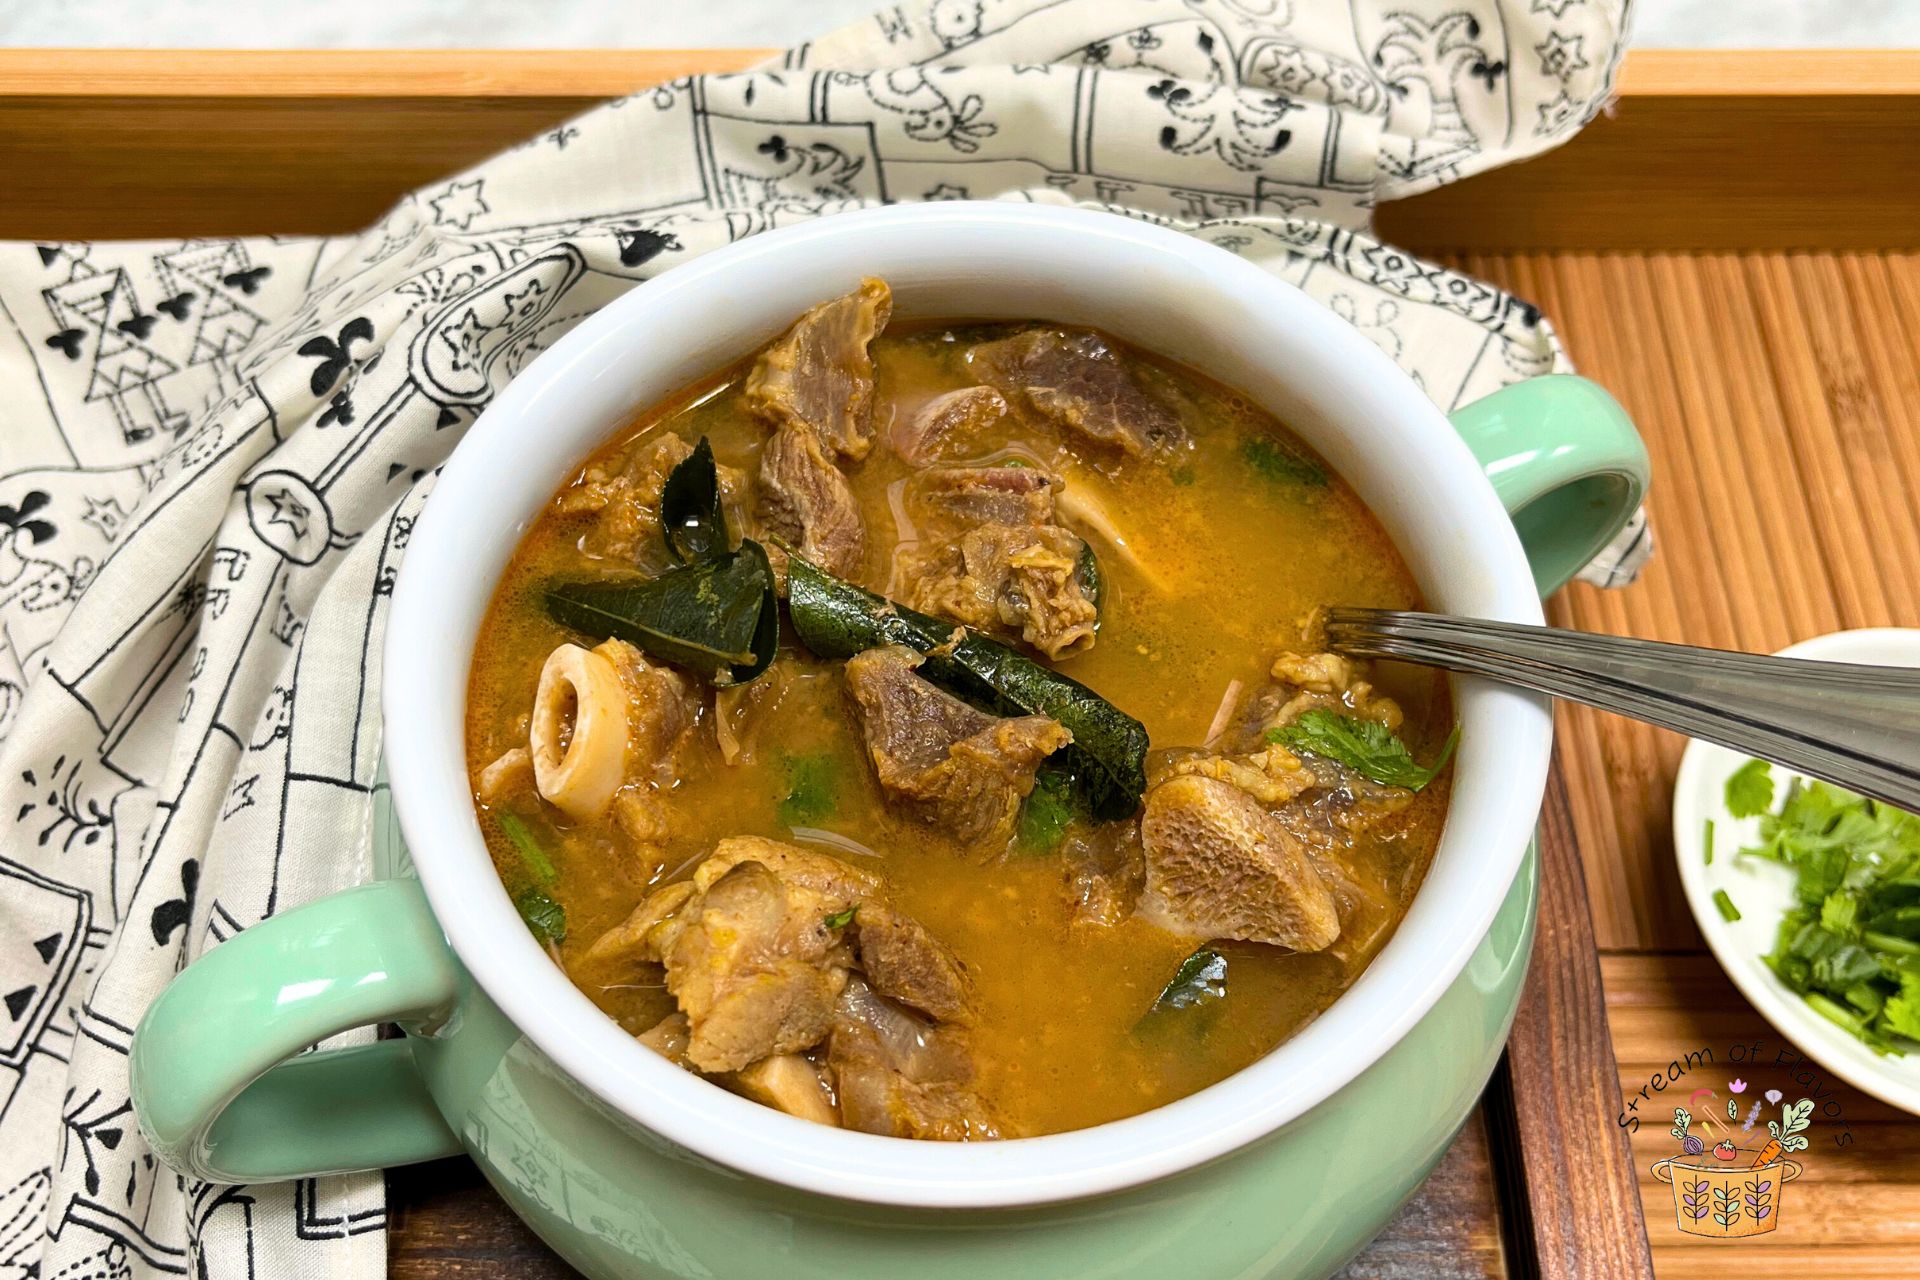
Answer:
(384, 201, 1553, 1208)
(1672, 626, 1920, 1118)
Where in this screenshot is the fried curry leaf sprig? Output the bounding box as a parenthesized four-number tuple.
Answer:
(545, 436, 778, 685)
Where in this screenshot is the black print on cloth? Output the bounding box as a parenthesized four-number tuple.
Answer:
(0, 3, 1640, 1277)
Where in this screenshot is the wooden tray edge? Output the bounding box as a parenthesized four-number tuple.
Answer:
(2, 47, 1916, 99)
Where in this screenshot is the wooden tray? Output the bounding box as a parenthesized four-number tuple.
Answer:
(7, 48, 1917, 1280)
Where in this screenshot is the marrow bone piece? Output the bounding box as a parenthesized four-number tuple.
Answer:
(529, 642, 630, 821)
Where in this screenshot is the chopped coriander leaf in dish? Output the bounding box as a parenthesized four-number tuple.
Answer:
(1267, 710, 1457, 791)
(1725, 757, 1775, 819)
(1730, 760, 1920, 1055)
(515, 885, 568, 947)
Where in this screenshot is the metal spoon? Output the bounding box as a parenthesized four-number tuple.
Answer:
(1324, 608, 1920, 812)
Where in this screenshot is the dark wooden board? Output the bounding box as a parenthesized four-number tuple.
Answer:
(1483, 769, 1653, 1280)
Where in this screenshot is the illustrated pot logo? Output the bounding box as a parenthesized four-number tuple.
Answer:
(1652, 1083, 1812, 1239)
(1650, 1155, 1802, 1239)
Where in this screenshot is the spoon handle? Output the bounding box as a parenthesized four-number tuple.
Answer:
(1324, 608, 1920, 813)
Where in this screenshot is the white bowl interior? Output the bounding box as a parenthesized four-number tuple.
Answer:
(1673, 628, 1920, 1117)
(385, 203, 1552, 1208)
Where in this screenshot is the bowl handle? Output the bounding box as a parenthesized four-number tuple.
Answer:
(131, 878, 463, 1183)
(1650, 1157, 1674, 1184)
(1447, 374, 1650, 597)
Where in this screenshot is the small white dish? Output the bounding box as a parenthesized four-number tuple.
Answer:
(1673, 627, 1920, 1117)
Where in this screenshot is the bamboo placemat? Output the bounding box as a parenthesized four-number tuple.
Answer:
(1458, 248, 1920, 1279)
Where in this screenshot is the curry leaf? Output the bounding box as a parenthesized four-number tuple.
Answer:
(1134, 946, 1230, 1040)
(1268, 710, 1456, 791)
(786, 555, 1148, 819)
(1149, 946, 1228, 1014)
(515, 886, 567, 946)
(660, 435, 727, 564)
(545, 539, 777, 685)
(823, 904, 858, 930)
(1075, 539, 1104, 615)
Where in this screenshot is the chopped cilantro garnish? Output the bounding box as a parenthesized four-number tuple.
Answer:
(498, 812, 557, 884)
(1239, 436, 1326, 487)
(515, 886, 567, 946)
(1268, 710, 1457, 791)
(1015, 763, 1076, 854)
(778, 752, 838, 827)
(1735, 770, 1920, 1055)
(1725, 758, 1775, 818)
(823, 904, 858, 930)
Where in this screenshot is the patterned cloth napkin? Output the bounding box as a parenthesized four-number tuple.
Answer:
(0, 2, 1636, 1276)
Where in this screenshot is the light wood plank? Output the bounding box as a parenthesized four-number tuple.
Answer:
(1603, 953, 1920, 1275)
(0, 48, 770, 95)
(1835, 256, 1920, 563)
(1616, 49, 1920, 96)
(1750, 254, 1920, 624)
(5, 47, 1912, 99)
(1649, 1246, 1920, 1280)
(1465, 252, 1920, 955)
(1530, 251, 1698, 951)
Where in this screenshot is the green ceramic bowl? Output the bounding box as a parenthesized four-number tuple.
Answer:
(130, 205, 1647, 1279)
